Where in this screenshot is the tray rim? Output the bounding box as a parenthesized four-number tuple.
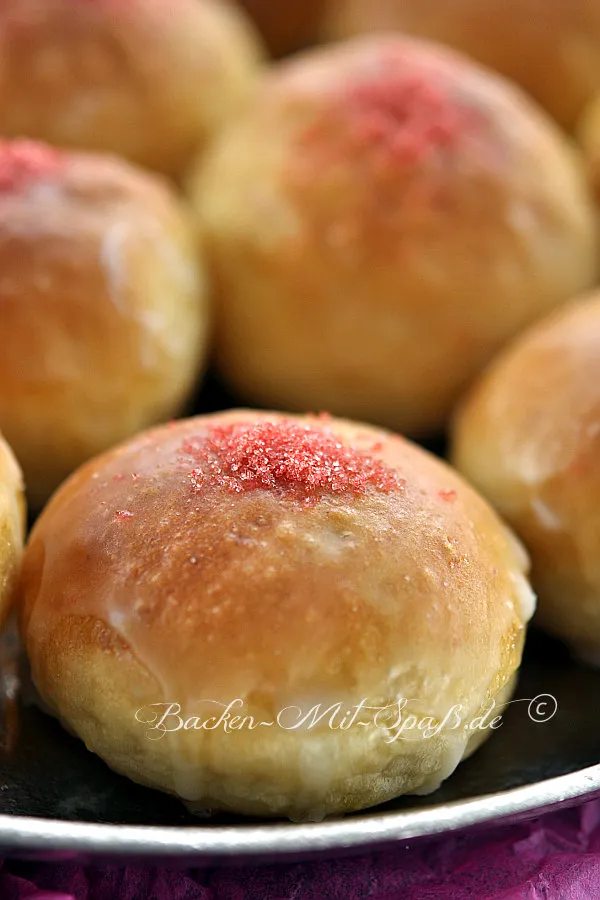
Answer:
(1, 763, 599, 861)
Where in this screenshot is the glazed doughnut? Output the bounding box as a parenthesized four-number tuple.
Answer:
(0, 0, 263, 176)
(0, 140, 209, 509)
(19, 410, 535, 819)
(190, 36, 598, 437)
(452, 291, 600, 667)
(0, 434, 24, 627)
(322, 0, 600, 129)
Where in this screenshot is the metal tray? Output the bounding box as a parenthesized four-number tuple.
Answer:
(0, 378, 598, 865)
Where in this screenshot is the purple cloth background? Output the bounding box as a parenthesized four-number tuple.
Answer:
(2, 800, 600, 899)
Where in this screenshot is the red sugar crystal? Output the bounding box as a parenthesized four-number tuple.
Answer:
(439, 489, 457, 502)
(180, 420, 404, 502)
(0, 141, 63, 191)
(347, 72, 471, 163)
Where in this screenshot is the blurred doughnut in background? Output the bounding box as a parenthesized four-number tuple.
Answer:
(322, 0, 600, 130)
(0, 0, 264, 176)
(452, 291, 600, 669)
(190, 36, 598, 438)
(0, 140, 210, 509)
(235, 0, 323, 57)
(0, 434, 24, 628)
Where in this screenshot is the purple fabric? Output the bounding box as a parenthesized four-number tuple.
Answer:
(2, 800, 600, 899)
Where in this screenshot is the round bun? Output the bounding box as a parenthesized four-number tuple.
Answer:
(190, 36, 598, 437)
(0, 434, 25, 627)
(236, 0, 322, 56)
(0, 140, 209, 509)
(322, 0, 600, 129)
(19, 410, 535, 819)
(0, 0, 263, 176)
(451, 291, 600, 667)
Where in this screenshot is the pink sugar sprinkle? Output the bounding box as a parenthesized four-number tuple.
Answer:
(348, 72, 470, 163)
(180, 420, 404, 503)
(297, 55, 483, 174)
(0, 141, 63, 191)
(439, 489, 457, 502)
(115, 509, 134, 520)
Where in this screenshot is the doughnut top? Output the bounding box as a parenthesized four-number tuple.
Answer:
(0, 141, 63, 191)
(346, 70, 475, 164)
(294, 41, 487, 171)
(180, 418, 403, 502)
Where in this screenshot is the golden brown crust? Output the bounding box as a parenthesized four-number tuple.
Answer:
(0, 434, 25, 627)
(190, 36, 598, 437)
(577, 93, 600, 200)
(322, 0, 600, 129)
(0, 0, 263, 175)
(0, 142, 209, 508)
(451, 291, 600, 663)
(19, 410, 534, 817)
